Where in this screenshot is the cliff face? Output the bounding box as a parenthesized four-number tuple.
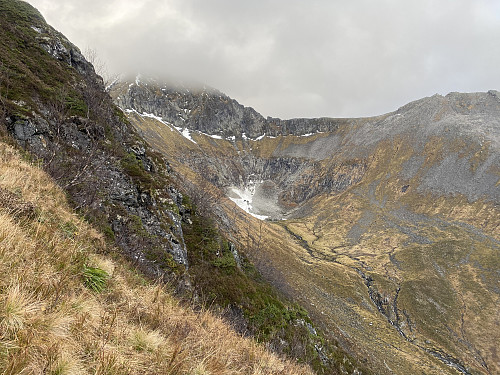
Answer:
(113, 77, 350, 138)
(112, 77, 500, 375)
(1, 2, 366, 374)
(0, 1, 194, 277)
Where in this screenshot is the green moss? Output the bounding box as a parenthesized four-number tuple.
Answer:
(181, 193, 191, 208)
(65, 94, 88, 117)
(211, 250, 237, 272)
(145, 246, 182, 273)
(101, 224, 115, 242)
(120, 152, 155, 188)
(0, 0, 46, 23)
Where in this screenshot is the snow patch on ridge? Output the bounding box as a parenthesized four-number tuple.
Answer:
(300, 131, 324, 137)
(199, 132, 223, 140)
(125, 109, 174, 132)
(174, 126, 197, 144)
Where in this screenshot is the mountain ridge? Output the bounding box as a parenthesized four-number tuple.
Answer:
(111, 76, 500, 375)
(1, 1, 369, 373)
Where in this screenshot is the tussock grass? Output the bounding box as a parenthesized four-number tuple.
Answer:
(0, 142, 313, 375)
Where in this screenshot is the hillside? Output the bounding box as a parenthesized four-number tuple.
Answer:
(1, 0, 499, 374)
(0, 139, 315, 374)
(0, 1, 372, 374)
(110, 77, 500, 375)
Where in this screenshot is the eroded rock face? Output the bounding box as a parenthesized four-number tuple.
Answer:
(110, 80, 371, 218)
(3, 20, 190, 279)
(112, 77, 350, 138)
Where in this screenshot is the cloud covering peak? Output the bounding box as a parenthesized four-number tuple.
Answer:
(28, 0, 500, 119)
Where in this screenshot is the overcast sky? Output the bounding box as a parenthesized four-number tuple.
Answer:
(27, 0, 500, 119)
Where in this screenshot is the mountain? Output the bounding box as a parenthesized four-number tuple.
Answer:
(0, 122, 313, 375)
(0, 1, 365, 374)
(1, 0, 498, 374)
(110, 77, 500, 375)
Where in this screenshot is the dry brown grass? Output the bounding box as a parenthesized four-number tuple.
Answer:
(0, 142, 313, 375)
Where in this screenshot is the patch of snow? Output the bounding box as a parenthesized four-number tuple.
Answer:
(126, 108, 197, 144)
(241, 132, 274, 141)
(173, 126, 197, 144)
(228, 136, 236, 142)
(228, 184, 268, 220)
(135, 74, 141, 86)
(199, 132, 223, 140)
(255, 133, 265, 141)
(182, 128, 196, 143)
(294, 131, 324, 137)
(31, 26, 43, 33)
(124, 109, 174, 131)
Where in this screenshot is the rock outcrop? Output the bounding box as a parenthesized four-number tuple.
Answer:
(0, 2, 190, 279)
(112, 77, 500, 375)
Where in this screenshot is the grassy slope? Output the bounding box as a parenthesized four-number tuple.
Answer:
(0, 141, 313, 375)
(126, 111, 500, 375)
(0, 1, 349, 373)
(278, 135, 500, 374)
(0, 0, 85, 116)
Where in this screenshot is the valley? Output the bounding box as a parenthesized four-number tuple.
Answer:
(0, 1, 498, 373)
(111, 78, 500, 375)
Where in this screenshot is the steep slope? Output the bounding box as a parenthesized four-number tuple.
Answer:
(0, 1, 368, 374)
(111, 78, 500, 375)
(0, 138, 314, 374)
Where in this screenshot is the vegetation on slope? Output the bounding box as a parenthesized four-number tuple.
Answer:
(0, 0, 88, 117)
(182, 208, 336, 373)
(0, 1, 358, 373)
(0, 141, 313, 374)
(115, 72, 500, 374)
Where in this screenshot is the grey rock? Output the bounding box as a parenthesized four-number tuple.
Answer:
(112, 79, 500, 219)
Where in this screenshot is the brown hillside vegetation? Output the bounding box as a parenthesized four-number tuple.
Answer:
(112, 81, 500, 374)
(0, 141, 313, 375)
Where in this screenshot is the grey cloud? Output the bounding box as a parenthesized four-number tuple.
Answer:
(28, 0, 500, 119)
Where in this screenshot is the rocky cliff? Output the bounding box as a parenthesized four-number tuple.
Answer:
(0, 1, 195, 278)
(111, 77, 500, 375)
(113, 77, 351, 139)
(0, 2, 367, 374)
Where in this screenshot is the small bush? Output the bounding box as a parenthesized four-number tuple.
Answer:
(120, 152, 153, 187)
(82, 264, 109, 293)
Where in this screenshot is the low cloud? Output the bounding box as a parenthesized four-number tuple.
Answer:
(29, 0, 500, 119)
